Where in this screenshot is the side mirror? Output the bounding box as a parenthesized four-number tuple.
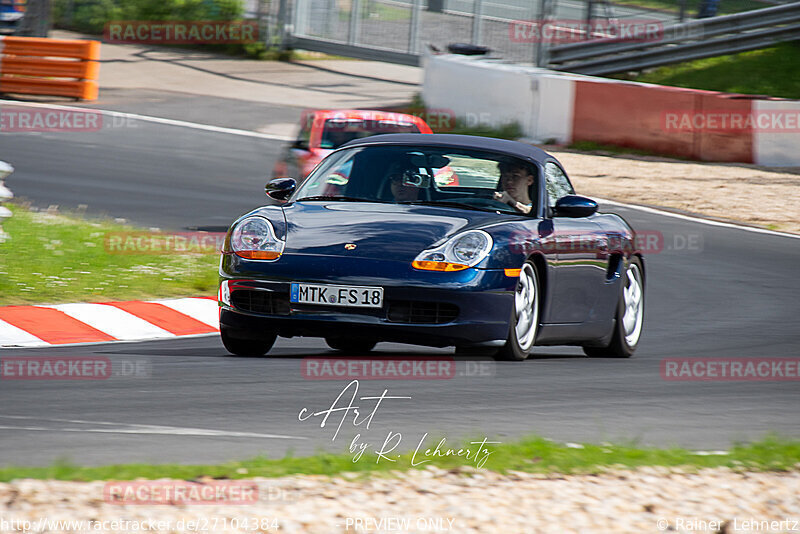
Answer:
(292, 139, 309, 151)
(554, 195, 598, 218)
(265, 177, 297, 201)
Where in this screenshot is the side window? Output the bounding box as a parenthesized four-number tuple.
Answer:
(544, 161, 574, 207)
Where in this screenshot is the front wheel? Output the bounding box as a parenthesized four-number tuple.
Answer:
(495, 262, 540, 361)
(583, 257, 644, 358)
(221, 327, 276, 356)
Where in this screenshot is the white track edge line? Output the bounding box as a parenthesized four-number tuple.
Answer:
(595, 197, 800, 240)
(0, 99, 294, 142)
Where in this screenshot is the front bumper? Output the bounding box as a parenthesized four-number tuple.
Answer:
(219, 254, 517, 347)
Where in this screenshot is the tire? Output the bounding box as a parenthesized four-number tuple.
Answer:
(583, 256, 644, 358)
(494, 262, 540, 361)
(325, 337, 377, 354)
(221, 327, 276, 357)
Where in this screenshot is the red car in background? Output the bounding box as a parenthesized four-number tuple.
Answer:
(273, 109, 433, 180)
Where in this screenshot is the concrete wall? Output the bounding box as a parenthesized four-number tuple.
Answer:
(422, 53, 799, 167)
(753, 99, 800, 167)
(422, 54, 575, 144)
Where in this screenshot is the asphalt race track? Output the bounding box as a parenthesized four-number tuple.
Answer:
(1, 102, 799, 467)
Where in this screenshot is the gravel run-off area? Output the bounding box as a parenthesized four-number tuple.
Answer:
(1, 466, 799, 533)
(550, 150, 800, 235)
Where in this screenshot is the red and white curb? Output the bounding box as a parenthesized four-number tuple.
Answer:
(0, 297, 219, 348)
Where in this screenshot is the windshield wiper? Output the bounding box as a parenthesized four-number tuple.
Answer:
(296, 196, 387, 203)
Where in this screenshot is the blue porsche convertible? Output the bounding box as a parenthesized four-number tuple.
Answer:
(218, 134, 644, 360)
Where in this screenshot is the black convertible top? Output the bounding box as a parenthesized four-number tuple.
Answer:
(339, 133, 552, 164)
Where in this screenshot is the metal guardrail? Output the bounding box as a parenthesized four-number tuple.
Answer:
(0, 161, 13, 243)
(568, 22, 800, 75)
(549, 2, 800, 75)
(291, 36, 421, 66)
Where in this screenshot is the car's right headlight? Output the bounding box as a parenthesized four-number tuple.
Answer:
(229, 216, 284, 260)
(412, 230, 493, 272)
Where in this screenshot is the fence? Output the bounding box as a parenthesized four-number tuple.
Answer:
(0, 36, 100, 99)
(282, 0, 792, 65)
(29, 0, 799, 67)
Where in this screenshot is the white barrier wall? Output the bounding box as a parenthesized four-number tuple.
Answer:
(422, 54, 575, 144)
(753, 100, 800, 167)
(530, 73, 575, 144)
(423, 53, 800, 167)
(423, 54, 537, 136)
(0, 161, 13, 243)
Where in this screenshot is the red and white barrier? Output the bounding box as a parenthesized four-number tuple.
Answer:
(0, 297, 219, 347)
(423, 54, 800, 166)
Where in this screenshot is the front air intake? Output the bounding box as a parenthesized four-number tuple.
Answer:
(231, 290, 290, 315)
(386, 301, 459, 324)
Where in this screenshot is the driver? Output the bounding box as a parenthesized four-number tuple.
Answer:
(388, 171, 421, 202)
(494, 161, 534, 214)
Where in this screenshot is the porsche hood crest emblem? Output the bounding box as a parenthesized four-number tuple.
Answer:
(344, 243, 357, 250)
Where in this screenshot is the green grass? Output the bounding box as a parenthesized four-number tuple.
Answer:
(0, 204, 219, 306)
(616, 42, 800, 99)
(444, 120, 523, 140)
(0, 435, 798, 482)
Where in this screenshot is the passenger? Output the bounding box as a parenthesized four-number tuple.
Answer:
(494, 161, 534, 214)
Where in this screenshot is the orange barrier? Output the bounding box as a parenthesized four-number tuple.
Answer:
(0, 36, 100, 101)
(572, 79, 754, 163)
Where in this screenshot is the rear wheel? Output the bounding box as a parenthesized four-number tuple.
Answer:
(495, 262, 539, 361)
(221, 327, 276, 357)
(583, 257, 644, 358)
(325, 337, 377, 354)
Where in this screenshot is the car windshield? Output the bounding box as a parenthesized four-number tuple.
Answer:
(294, 145, 539, 215)
(319, 119, 421, 149)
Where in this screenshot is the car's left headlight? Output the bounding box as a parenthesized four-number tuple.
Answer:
(229, 216, 285, 260)
(412, 230, 493, 272)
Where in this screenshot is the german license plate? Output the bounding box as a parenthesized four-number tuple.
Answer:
(290, 283, 383, 308)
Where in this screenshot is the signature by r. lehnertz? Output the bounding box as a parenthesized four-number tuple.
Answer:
(298, 379, 499, 468)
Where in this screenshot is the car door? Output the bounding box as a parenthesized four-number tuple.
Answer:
(544, 161, 608, 324)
